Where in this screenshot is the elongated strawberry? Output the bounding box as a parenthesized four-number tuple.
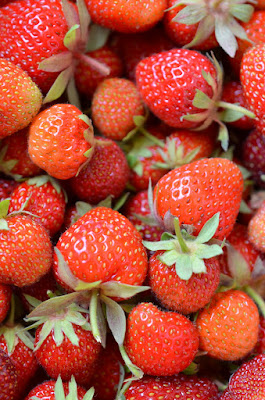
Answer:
(153, 157, 244, 240)
(123, 302, 199, 376)
(196, 289, 260, 361)
(85, 0, 167, 33)
(28, 104, 95, 180)
(0, 58, 42, 139)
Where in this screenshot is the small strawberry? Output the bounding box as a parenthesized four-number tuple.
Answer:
(68, 137, 130, 204)
(0, 128, 42, 178)
(219, 353, 265, 399)
(85, 0, 167, 33)
(0, 58, 42, 138)
(196, 289, 260, 361)
(248, 200, 265, 252)
(153, 157, 244, 240)
(123, 302, 199, 376)
(0, 284, 11, 324)
(28, 104, 95, 180)
(124, 374, 219, 400)
(0, 199, 53, 287)
(0, 348, 19, 400)
(91, 78, 145, 141)
(24, 375, 95, 400)
(8, 175, 67, 237)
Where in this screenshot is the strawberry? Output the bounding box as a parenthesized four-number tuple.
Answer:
(248, 200, 265, 252)
(0, 128, 42, 178)
(0, 284, 11, 324)
(0, 179, 19, 202)
(124, 374, 219, 400)
(163, 0, 254, 57)
(74, 45, 124, 98)
(0, 200, 53, 287)
(196, 289, 260, 361)
(26, 300, 102, 386)
(91, 78, 145, 141)
(85, 0, 167, 33)
(255, 316, 265, 354)
(144, 213, 222, 314)
(0, 348, 19, 400)
(24, 375, 95, 400)
(153, 157, 244, 240)
(68, 137, 130, 204)
(28, 104, 95, 180)
(219, 353, 265, 399)
(123, 302, 199, 376)
(8, 175, 67, 237)
(0, 58, 42, 138)
(242, 128, 265, 188)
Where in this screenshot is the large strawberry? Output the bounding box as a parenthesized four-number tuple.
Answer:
(28, 104, 95, 180)
(0, 58, 42, 139)
(196, 289, 260, 361)
(153, 157, 244, 240)
(123, 302, 199, 376)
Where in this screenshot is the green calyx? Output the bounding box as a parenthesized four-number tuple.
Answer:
(182, 52, 255, 151)
(168, 0, 255, 58)
(143, 212, 223, 280)
(154, 139, 201, 170)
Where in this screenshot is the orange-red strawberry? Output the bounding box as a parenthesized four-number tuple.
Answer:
(248, 200, 265, 252)
(8, 175, 67, 237)
(0, 58, 42, 139)
(91, 78, 145, 141)
(85, 0, 167, 33)
(0, 128, 42, 178)
(219, 353, 265, 399)
(124, 374, 219, 400)
(123, 302, 199, 376)
(196, 289, 260, 361)
(68, 137, 130, 204)
(153, 157, 244, 240)
(28, 104, 95, 180)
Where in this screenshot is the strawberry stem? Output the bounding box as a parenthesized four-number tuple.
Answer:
(174, 218, 189, 253)
(217, 100, 256, 119)
(89, 289, 102, 343)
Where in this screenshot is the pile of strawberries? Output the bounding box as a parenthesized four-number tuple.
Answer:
(1, 0, 265, 399)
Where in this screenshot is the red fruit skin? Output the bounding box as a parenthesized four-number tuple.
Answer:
(125, 374, 219, 400)
(91, 78, 145, 141)
(124, 302, 199, 376)
(196, 290, 260, 361)
(0, 215, 53, 287)
(34, 322, 102, 386)
(135, 48, 217, 129)
(75, 45, 124, 98)
(0, 0, 69, 93)
(220, 353, 265, 399)
(54, 207, 148, 288)
(248, 201, 265, 252)
(9, 180, 66, 237)
(254, 316, 265, 354)
(85, 0, 167, 33)
(154, 158, 244, 240)
(0, 348, 19, 400)
(68, 137, 130, 204)
(242, 128, 265, 188)
(24, 379, 89, 400)
(149, 251, 221, 314)
(0, 179, 19, 201)
(0, 284, 11, 323)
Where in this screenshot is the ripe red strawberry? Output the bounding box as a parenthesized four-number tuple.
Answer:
(0, 128, 42, 178)
(0, 58, 42, 138)
(0, 284, 11, 324)
(74, 45, 124, 98)
(24, 376, 94, 400)
(123, 302, 199, 376)
(219, 353, 265, 399)
(196, 289, 260, 361)
(0, 203, 53, 287)
(27, 301, 102, 386)
(124, 374, 219, 400)
(242, 128, 265, 188)
(54, 207, 148, 287)
(68, 137, 130, 204)
(248, 200, 265, 252)
(0, 348, 19, 400)
(153, 157, 244, 240)
(28, 104, 95, 180)
(8, 175, 67, 237)
(85, 0, 167, 33)
(91, 78, 145, 141)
